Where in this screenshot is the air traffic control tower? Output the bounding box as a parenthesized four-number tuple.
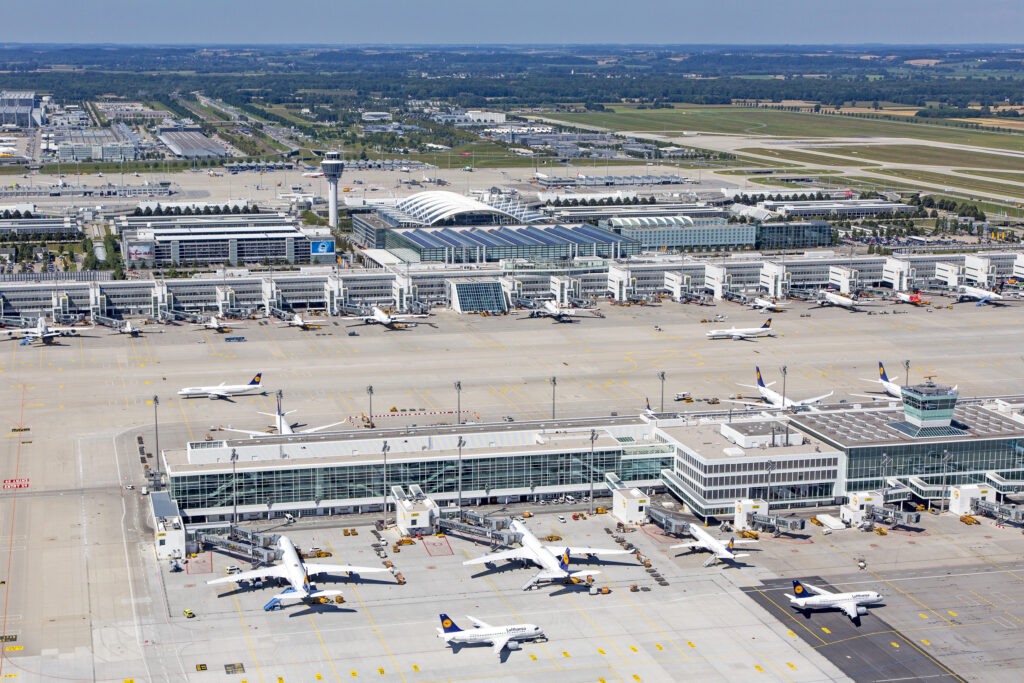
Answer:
(321, 151, 344, 228)
(894, 379, 960, 437)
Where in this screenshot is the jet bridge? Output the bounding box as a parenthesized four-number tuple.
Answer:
(974, 499, 1024, 526)
(197, 526, 282, 565)
(646, 504, 690, 536)
(435, 510, 522, 546)
(734, 499, 806, 535)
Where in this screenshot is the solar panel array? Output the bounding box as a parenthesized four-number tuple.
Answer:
(796, 404, 1024, 446)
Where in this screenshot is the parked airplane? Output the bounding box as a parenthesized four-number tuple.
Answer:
(955, 284, 1008, 306)
(348, 306, 430, 330)
(894, 290, 930, 307)
(851, 362, 904, 400)
(437, 614, 544, 658)
(814, 289, 867, 312)
(223, 393, 343, 436)
(706, 319, 773, 341)
(5, 317, 91, 344)
(208, 536, 389, 604)
(114, 320, 145, 337)
(178, 372, 264, 400)
(463, 520, 631, 590)
(520, 299, 599, 323)
(748, 298, 789, 312)
(302, 171, 325, 178)
(279, 313, 322, 330)
(671, 526, 756, 567)
(193, 315, 245, 333)
(785, 579, 883, 623)
(729, 366, 833, 409)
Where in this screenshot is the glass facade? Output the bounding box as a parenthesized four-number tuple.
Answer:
(170, 447, 673, 517)
(754, 221, 833, 250)
(451, 281, 508, 313)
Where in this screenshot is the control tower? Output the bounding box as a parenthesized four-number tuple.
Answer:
(321, 151, 344, 229)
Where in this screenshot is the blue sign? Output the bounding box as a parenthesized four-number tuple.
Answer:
(310, 240, 336, 256)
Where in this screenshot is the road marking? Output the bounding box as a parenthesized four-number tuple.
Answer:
(754, 665, 764, 673)
(948, 611, 958, 617)
(655, 643, 663, 651)
(787, 663, 797, 670)
(629, 646, 638, 652)
(919, 613, 928, 619)
(891, 642, 900, 648)
(307, 613, 342, 682)
(687, 641, 695, 648)
(231, 593, 265, 683)
(821, 627, 831, 634)
(922, 639, 931, 645)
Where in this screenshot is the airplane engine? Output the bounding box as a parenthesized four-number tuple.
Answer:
(856, 606, 868, 616)
(506, 641, 521, 651)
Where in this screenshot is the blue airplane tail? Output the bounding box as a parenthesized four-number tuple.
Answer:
(558, 548, 572, 572)
(439, 614, 462, 633)
(645, 398, 652, 412)
(761, 318, 772, 328)
(878, 362, 889, 383)
(791, 579, 809, 597)
(249, 372, 263, 385)
(755, 367, 766, 388)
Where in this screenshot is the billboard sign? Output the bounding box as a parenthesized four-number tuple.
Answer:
(127, 243, 155, 262)
(310, 240, 336, 256)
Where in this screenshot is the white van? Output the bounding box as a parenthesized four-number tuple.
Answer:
(140, 487, 149, 496)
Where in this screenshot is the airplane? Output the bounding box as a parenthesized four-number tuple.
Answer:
(223, 393, 344, 436)
(302, 171, 325, 178)
(671, 528, 756, 567)
(813, 289, 868, 312)
(178, 372, 264, 400)
(207, 535, 389, 605)
(784, 579, 883, 623)
(348, 306, 431, 330)
(729, 366, 833, 409)
(5, 317, 91, 344)
(851, 362, 904, 400)
(463, 520, 632, 590)
(114, 320, 144, 337)
(894, 290, 930, 307)
(748, 297, 789, 312)
(955, 284, 1009, 306)
(279, 313, 323, 330)
(706, 318, 773, 341)
(520, 299, 599, 323)
(437, 614, 544, 658)
(193, 315, 245, 333)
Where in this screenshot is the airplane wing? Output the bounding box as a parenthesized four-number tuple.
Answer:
(797, 391, 833, 405)
(721, 399, 766, 407)
(799, 582, 828, 596)
(221, 427, 267, 436)
(207, 565, 288, 585)
(463, 548, 535, 566)
(304, 562, 390, 575)
(849, 393, 891, 401)
(837, 601, 860, 620)
(490, 635, 510, 655)
(670, 542, 705, 550)
(731, 539, 758, 545)
(301, 421, 346, 434)
(544, 546, 632, 557)
(466, 615, 492, 629)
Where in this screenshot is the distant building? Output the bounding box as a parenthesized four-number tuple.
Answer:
(602, 216, 753, 251)
(0, 91, 45, 128)
(361, 112, 393, 122)
(158, 129, 224, 159)
(754, 220, 834, 250)
(759, 199, 915, 219)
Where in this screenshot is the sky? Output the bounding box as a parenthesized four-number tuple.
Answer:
(4, 0, 1022, 45)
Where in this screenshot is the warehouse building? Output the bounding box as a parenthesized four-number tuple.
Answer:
(759, 199, 916, 219)
(158, 129, 225, 159)
(542, 202, 729, 224)
(0, 91, 45, 127)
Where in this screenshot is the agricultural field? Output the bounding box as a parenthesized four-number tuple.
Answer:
(813, 144, 1024, 170)
(546, 106, 1024, 152)
(736, 147, 874, 166)
(874, 169, 1024, 201)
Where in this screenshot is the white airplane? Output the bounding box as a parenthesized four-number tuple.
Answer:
(224, 394, 344, 436)
(207, 536, 389, 604)
(785, 579, 883, 623)
(748, 297, 789, 312)
(706, 318, 773, 341)
(279, 313, 323, 330)
(729, 366, 833, 409)
(178, 371, 264, 400)
(671, 527, 756, 567)
(114, 320, 144, 337)
(193, 315, 245, 333)
(302, 171, 325, 178)
(463, 520, 631, 590)
(814, 289, 867, 312)
(437, 614, 544, 658)
(6, 317, 91, 344)
(348, 306, 430, 330)
(520, 299, 599, 323)
(893, 290, 930, 307)
(851, 362, 904, 400)
(956, 284, 1007, 306)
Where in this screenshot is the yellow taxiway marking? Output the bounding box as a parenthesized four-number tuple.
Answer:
(787, 663, 797, 670)
(754, 665, 764, 673)
(948, 611, 958, 617)
(891, 642, 900, 648)
(231, 593, 265, 683)
(922, 639, 931, 646)
(821, 627, 831, 634)
(308, 612, 343, 682)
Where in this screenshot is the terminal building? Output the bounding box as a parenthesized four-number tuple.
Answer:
(600, 216, 754, 251)
(758, 199, 917, 219)
(0, 90, 45, 127)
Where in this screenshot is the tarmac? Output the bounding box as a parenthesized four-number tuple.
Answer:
(2, 290, 1024, 681)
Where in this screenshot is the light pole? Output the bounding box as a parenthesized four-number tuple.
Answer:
(657, 371, 666, 413)
(381, 440, 390, 527)
(230, 447, 239, 528)
(589, 429, 598, 514)
(153, 395, 161, 484)
(366, 385, 374, 428)
(779, 365, 789, 438)
(765, 459, 776, 511)
(457, 436, 466, 517)
(903, 359, 911, 388)
(454, 380, 462, 424)
(550, 376, 557, 420)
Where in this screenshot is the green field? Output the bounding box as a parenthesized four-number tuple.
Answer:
(874, 169, 1024, 200)
(810, 145, 1024, 171)
(737, 147, 876, 167)
(544, 107, 1024, 152)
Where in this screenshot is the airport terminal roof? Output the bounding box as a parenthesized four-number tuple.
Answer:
(395, 223, 633, 251)
(658, 421, 833, 460)
(395, 191, 519, 225)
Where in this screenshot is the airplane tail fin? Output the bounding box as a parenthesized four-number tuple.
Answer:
(439, 614, 462, 634)
(791, 579, 810, 597)
(645, 398, 652, 412)
(755, 367, 766, 388)
(557, 548, 572, 572)
(249, 372, 263, 386)
(761, 318, 772, 329)
(878, 362, 889, 383)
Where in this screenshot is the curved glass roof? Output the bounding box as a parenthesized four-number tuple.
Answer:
(395, 191, 518, 226)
